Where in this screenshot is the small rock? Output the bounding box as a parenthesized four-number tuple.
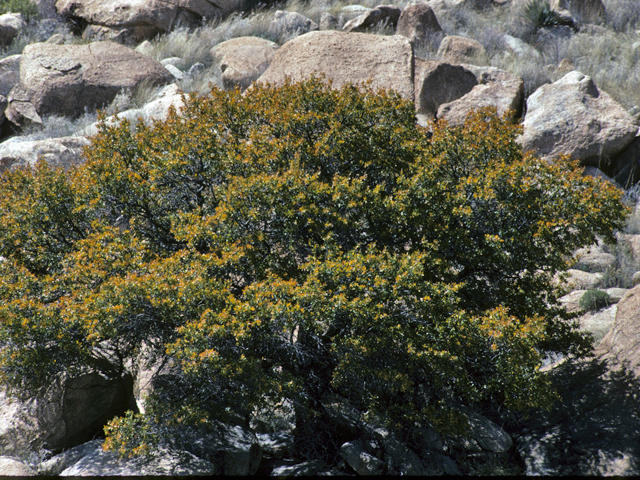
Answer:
(164, 64, 184, 80)
(319, 12, 338, 30)
(188, 63, 205, 77)
(161, 57, 185, 69)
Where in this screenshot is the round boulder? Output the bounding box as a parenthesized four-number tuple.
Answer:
(5, 41, 172, 125)
(519, 71, 638, 165)
(256, 31, 414, 101)
(211, 37, 278, 91)
(437, 35, 487, 64)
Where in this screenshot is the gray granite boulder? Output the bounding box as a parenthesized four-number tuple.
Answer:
(5, 41, 172, 126)
(519, 71, 638, 166)
(60, 440, 216, 476)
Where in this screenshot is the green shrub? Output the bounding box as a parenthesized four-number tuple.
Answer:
(580, 289, 612, 311)
(0, 79, 627, 462)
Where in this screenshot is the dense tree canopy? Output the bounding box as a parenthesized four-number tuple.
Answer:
(0, 78, 627, 459)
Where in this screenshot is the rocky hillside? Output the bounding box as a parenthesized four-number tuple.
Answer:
(1, 0, 640, 475)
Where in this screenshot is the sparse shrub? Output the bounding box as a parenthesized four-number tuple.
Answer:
(604, 0, 640, 32)
(580, 289, 612, 311)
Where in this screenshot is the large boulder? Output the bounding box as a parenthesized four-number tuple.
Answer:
(0, 13, 26, 47)
(60, 440, 216, 476)
(598, 285, 640, 377)
(558, 269, 604, 290)
(0, 55, 21, 97)
(572, 243, 616, 273)
(0, 456, 36, 476)
(0, 373, 133, 457)
(5, 41, 172, 126)
(0, 135, 89, 173)
(437, 67, 524, 124)
(172, 423, 262, 475)
(342, 5, 401, 32)
(339, 439, 385, 475)
(268, 10, 318, 40)
(55, 0, 251, 43)
(519, 71, 638, 166)
(211, 37, 278, 91)
(373, 427, 431, 475)
(256, 31, 414, 101)
(437, 35, 487, 64)
(578, 304, 617, 345)
(396, 3, 443, 46)
(461, 408, 513, 453)
(414, 60, 477, 120)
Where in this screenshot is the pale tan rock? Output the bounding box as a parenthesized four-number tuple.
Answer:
(437, 35, 487, 64)
(80, 83, 185, 137)
(211, 37, 278, 91)
(6, 41, 172, 122)
(578, 304, 617, 345)
(397, 3, 443, 45)
(573, 244, 616, 273)
(598, 285, 640, 377)
(558, 269, 604, 290)
(519, 71, 638, 165)
(256, 31, 414, 101)
(338, 5, 371, 22)
(0, 136, 89, 173)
